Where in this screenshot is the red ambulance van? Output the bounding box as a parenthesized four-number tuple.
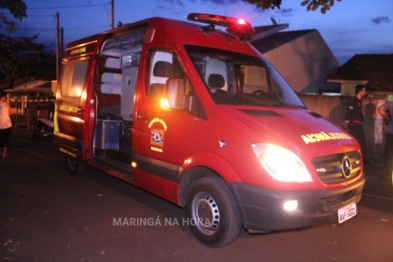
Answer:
(54, 13, 364, 247)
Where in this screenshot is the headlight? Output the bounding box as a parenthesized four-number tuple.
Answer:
(251, 143, 312, 183)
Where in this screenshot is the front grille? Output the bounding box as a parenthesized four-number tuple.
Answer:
(311, 151, 362, 184)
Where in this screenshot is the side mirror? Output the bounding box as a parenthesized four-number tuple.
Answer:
(166, 79, 185, 109)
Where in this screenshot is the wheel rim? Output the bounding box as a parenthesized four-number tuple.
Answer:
(191, 192, 220, 235)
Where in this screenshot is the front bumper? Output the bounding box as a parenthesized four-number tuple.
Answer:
(228, 176, 365, 233)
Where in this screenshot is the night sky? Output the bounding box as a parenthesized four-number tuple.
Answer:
(1, 0, 392, 65)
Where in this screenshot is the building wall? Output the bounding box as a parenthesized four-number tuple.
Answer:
(341, 83, 359, 96)
(300, 94, 385, 161)
(263, 31, 339, 94)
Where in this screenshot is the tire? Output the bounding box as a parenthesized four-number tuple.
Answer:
(67, 157, 87, 177)
(34, 122, 44, 138)
(35, 121, 53, 139)
(36, 124, 48, 139)
(186, 177, 242, 247)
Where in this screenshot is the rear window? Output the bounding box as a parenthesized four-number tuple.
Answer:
(60, 60, 89, 97)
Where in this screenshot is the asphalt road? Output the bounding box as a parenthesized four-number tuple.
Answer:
(1, 126, 393, 261)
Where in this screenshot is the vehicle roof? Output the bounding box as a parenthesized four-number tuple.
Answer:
(65, 16, 258, 57)
(65, 18, 150, 49)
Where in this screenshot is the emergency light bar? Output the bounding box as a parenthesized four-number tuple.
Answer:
(187, 13, 255, 41)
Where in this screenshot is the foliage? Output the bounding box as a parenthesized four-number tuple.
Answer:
(300, 0, 341, 14)
(243, 0, 341, 14)
(242, 0, 282, 10)
(0, 0, 27, 32)
(0, 34, 56, 88)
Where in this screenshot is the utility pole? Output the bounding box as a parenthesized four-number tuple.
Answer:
(111, 0, 114, 29)
(55, 12, 60, 80)
(60, 27, 64, 59)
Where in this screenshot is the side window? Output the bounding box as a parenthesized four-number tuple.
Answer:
(146, 49, 206, 118)
(146, 50, 174, 100)
(60, 60, 89, 97)
(146, 49, 192, 99)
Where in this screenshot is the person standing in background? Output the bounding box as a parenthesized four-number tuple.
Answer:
(47, 91, 55, 119)
(0, 91, 12, 158)
(26, 92, 38, 138)
(374, 99, 386, 144)
(378, 100, 393, 179)
(344, 85, 367, 157)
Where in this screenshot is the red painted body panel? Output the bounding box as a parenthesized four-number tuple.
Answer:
(137, 170, 180, 204)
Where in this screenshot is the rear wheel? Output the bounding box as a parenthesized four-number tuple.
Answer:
(35, 122, 50, 139)
(67, 157, 87, 176)
(186, 177, 242, 247)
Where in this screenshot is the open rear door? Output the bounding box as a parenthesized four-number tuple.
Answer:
(54, 39, 99, 163)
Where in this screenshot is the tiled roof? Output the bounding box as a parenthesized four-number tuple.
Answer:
(326, 54, 393, 92)
(251, 30, 313, 53)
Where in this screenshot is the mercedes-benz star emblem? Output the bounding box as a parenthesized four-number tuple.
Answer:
(341, 156, 352, 178)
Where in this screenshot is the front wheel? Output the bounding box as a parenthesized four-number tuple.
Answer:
(35, 123, 51, 139)
(186, 177, 242, 247)
(67, 157, 87, 176)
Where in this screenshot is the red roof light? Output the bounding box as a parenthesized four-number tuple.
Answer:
(187, 13, 255, 41)
(237, 19, 246, 25)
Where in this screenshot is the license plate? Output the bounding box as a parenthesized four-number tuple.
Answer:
(338, 203, 357, 223)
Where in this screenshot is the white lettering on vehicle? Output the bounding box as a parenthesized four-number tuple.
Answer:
(301, 131, 352, 144)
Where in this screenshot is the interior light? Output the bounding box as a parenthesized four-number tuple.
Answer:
(81, 90, 87, 100)
(73, 87, 82, 97)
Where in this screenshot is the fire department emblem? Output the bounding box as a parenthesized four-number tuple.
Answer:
(151, 129, 164, 146)
(148, 118, 167, 151)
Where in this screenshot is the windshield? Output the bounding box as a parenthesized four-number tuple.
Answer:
(185, 45, 305, 108)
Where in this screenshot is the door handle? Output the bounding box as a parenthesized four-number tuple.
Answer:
(77, 106, 83, 113)
(137, 113, 149, 120)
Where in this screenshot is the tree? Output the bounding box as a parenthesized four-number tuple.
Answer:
(243, 0, 341, 14)
(0, 0, 27, 32)
(0, 34, 56, 88)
